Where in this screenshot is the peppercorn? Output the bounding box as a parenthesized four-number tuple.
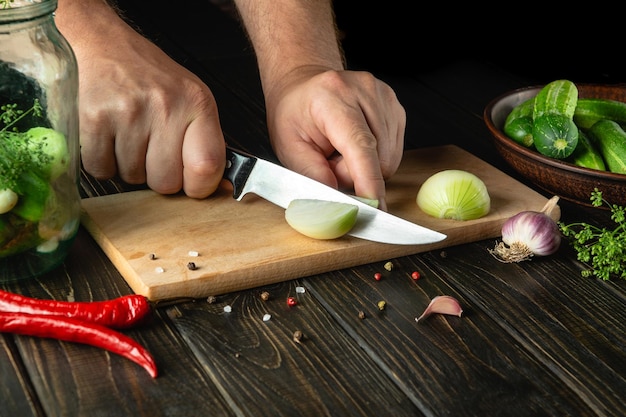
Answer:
(260, 291, 270, 301)
(206, 295, 217, 304)
(287, 297, 297, 307)
(293, 330, 303, 344)
(374, 272, 382, 281)
(187, 262, 197, 271)
(411, 271, 421, 280)
(358, 310, 366, 320)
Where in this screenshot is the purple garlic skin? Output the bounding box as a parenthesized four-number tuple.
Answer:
(501, 211, 561, 257)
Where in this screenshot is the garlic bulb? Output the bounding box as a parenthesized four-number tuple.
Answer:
(490, 196, 561, 263)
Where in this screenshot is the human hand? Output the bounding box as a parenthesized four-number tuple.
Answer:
(59, 3, 226, 199)
(265, 68, 406, 211)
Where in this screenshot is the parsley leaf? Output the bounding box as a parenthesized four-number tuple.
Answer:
(559, 188, 626, 280)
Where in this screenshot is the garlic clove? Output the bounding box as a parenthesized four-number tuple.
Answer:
(415, 295, 463, 323)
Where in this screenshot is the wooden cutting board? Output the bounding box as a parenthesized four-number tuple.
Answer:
(80, 145, 559, 301)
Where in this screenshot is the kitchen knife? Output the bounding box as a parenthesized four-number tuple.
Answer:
(223, 147, 446, 245)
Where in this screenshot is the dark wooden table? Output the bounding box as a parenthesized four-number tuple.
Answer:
(1, 2, 625, 416)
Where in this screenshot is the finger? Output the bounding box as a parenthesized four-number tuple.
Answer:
(353, 76, 406, 178)
(334, 133, 388, 211)
(316, 101, 388, 208)
(282, 141, 340, 190)
(113, 106, 150, 185)
(79, 110, 118, 180)
(180, 112, 226, 199)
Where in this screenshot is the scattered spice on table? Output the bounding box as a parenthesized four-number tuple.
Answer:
(384, 261, 393, 271)
(293, 330, 303, 344)
(377, 301, 386, 311)
(260, 291, 270, 301)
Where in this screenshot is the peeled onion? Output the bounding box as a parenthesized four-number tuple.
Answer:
(417, 169, 490, 220)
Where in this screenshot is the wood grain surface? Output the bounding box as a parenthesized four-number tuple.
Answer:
(80, 145, 559, 300)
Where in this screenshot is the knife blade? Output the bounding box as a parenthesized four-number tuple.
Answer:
(222, 147, 446, 245)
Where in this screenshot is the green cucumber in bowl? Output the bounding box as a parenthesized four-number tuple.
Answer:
(586, 119, 626, 174)
(566, 129, 606, 171)
(532, 114, 579, 159)
(533, 79, 578, 120)
(503, 97, 534, 147)
(574, 98, 626, 130)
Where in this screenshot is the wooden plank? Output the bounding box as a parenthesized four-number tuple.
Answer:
(164, 280, 424, 417)
(301, 247, 621, 416)
(80, 145, 558, 300)
(0, 337, 40, 417)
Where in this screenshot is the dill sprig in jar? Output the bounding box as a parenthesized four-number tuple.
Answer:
(0, 0, 80, 281)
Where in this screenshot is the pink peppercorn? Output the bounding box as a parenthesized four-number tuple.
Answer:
(374, 272, 382, 281)
(287, 297, 298, 306)
(411, 271, 421, 280)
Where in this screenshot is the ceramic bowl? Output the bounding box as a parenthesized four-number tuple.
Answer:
(484, 84, 626, 208)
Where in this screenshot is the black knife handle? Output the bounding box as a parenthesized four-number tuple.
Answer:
(223, 147, 257, 199)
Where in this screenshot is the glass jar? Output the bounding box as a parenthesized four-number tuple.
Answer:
(0, 0, 80, 281)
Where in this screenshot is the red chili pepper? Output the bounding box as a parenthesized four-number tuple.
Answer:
(0, 312, 158, 378)
(0, 290, 152, 329)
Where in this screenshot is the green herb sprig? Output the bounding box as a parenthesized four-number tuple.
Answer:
(559, 189, 626, 280)
(0, 99, 49, 190)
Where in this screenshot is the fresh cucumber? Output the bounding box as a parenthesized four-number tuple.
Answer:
(586, 119, 626, 174)
(566, 129, 606, 171)
(532, 114, 579, 159)
(574, 98, 626, 130)
(533, 79, 578, 120)
(503, 97, 534, 147)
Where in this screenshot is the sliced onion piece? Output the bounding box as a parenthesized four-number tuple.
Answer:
(285, 199, 358, 240)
